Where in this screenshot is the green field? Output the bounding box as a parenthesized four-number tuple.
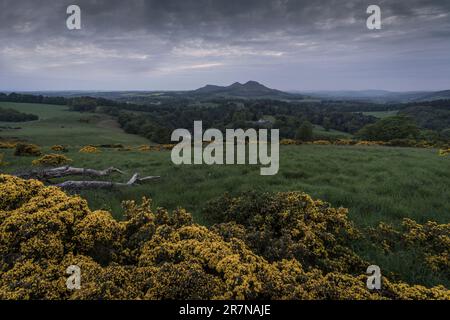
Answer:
(1, 102, 449, 288)
(0, 102, 149, 146)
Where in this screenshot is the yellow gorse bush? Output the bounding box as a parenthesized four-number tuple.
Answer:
(439, 148, 449, 156)
(0, 174, 448, 300)
(31, 154, 73, 167)
(312, 140, 332, 145)
(161, 144, 176, 150)
(117, 146, 134, 152)
(356, 140, 387, 146)
(138, 144, 177, 152)
(369, 219, 449, 277)
(0, 141, 17, 149)
(334, 139, 358, 146)
(51, 145, 68, 152)
(14, 143, 42, 156)
(280, 139, 299, 145)
(79, 146, 100, 153)
(138, 145, 152, 152)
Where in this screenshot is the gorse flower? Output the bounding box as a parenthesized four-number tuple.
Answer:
(51, 145, 68, 152)
(0, 141, 17, 149)
(0, 174, 448, 300)
(32, 154, 73, 166)
(79, 146, 100, 153)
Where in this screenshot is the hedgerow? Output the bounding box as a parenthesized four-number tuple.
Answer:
(0, 175, 448, 300)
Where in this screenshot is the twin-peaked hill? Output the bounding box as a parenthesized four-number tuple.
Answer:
(192, 81, 303, 99)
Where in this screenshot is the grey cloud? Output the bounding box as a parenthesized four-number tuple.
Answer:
(0, 0, 449, 91)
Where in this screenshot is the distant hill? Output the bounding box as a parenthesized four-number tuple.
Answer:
(299, 90, 450, 103)
(413, 90, 450, 102)
(192, 81, 303, 99)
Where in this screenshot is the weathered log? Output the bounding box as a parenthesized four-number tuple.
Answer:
(18, 166, 125, 180)
(55, 173, 160, 190)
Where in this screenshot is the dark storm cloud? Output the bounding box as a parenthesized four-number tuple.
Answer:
(0, 0, 449, 90)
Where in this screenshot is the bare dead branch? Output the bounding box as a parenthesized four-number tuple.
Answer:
(55, 173, 160, 190)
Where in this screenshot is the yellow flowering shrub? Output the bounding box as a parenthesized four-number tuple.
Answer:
(334, 139, 357, 146)
(161, 144, 176, 150)
(14, 143, 42, 156)
(204, 191, 365, 274)
(0, 175, 448, 300)
(280, 139, 299, 145)
(312, 140, 332, 145)
(51, 145, 68, 152)
(31, 154, 73, 166)
(439, 148, 449, 156)
(117, 146, 134, 152)
(138, 145, 152, 152)
(369, 219, 449, 277)
(356, 140, 387, 146)
(79, 146, 100, 153)
(0, 141, 17, 149)
(138, 145, 173, 152)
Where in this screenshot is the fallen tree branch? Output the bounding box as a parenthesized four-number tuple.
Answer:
(55, 173, 160, 190)
(18, 166, 125, 180)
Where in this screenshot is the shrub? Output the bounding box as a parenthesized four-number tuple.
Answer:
(32, 154, 73, 167)
(79, 146, 100, 153)
(95, 144, 124, 149)
(357, 116, 420, 142)
(335, 139, 357, 146)
(117, 146, 133, 152)
(369, 219, 450, 277)
(280, 139, 299, 145)
(138, 145, 152, 152)
(312, 140, 331, 145)
(203, 191, 364, 274)
(356, 140, 386, 146)
(387, 139, 416, 147)
(439, 148, 450, 156)
(0, 107, 38, 122)
(51, 145, 68, 152)
(14, 143, 41, 156)
(295, 121, 314, 141)
(0, 141, 17, 149)
(161, 144, 176, 150)
(0, 175, 448, 300)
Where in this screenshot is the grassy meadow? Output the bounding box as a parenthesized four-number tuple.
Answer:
(0, 102, 149, 146)
(5, 145, 448, 228)
(0, 103, 448, 228)
(1, 102, 449, 288)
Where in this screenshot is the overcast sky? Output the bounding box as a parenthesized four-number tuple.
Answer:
(0, 0, 449, 91)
